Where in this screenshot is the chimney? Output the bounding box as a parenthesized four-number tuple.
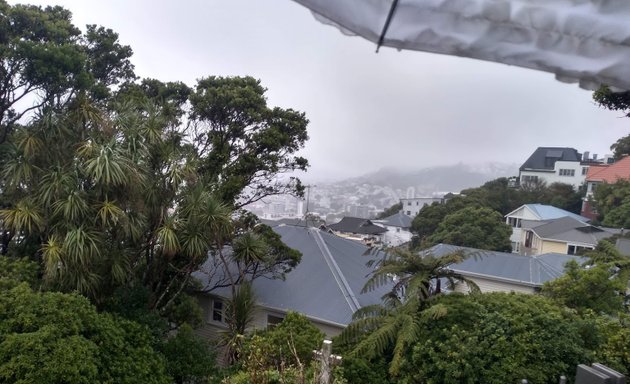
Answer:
(583, 151, 590, 161)
(593, 154, 598, 160)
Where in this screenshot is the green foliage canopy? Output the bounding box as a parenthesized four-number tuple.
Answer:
(400, 293, 593, 384)
(426, 206, 512, 252)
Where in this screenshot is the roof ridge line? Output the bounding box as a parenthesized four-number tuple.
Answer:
(310, 228, 361, 313)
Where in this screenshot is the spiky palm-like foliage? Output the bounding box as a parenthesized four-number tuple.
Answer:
(221, 281, 257, 364)
(340, 248, 478, 376)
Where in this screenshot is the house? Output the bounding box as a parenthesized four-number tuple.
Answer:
(193, 225, 388, 341)
(504, 204, 590, 253)
(520, 216, 620, 256)
(373, 211, 413, 247)
(581, 155, 630, 220)
(400, 197, 443, 217)
(327, 216, 387, 245)
(518, 147, 588, 189)
(428, 243, 586, 294)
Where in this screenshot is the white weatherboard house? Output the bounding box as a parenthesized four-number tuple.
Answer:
(505, 204, 589, 254)
(427, 244, 586, 294)
(193, 225, 388, 341)
(518, 147, 587, 189)
(373, 211, 413, 247)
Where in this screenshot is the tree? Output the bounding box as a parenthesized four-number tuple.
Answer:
(542, 260, 625, 315)
(592, 179, 630, 227)
(341, 248, 478, 376)
(400, 293, 593, 384)
(0, 283, 171, 384)
(426, 206, 512, 251)
(161, 324, 217, 384)
(610, 135, 630, 161)
(411, 196, 476, 242)
(189, 76, 309, 207)
(593, 86, 630, 117)
(375, 202, 402, 219)
(0, 1, 134, 143)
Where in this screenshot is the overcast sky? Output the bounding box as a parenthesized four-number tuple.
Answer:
(13, 0, 630, 181)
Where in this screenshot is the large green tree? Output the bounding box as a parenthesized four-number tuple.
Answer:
(0, 283, 171, 384)
(0, 1, 134, 143)
(426, 206, 512, 252)
(400, 293, 594, 384)
(592, 179, 630, 227)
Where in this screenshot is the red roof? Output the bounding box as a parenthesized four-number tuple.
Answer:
(586, 156, 630, 183)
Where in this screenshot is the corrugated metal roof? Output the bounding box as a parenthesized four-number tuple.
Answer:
(525, 204, 590, 223)
(194, 225, 387, 326)
(427, 243, 585, 286)
(528, 216, 615, 245)
(378, 211, 413, 228)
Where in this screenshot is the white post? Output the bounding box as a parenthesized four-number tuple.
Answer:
(317, 340, 333, 384)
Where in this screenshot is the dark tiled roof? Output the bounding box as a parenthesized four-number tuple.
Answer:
(328, 217, 387, 235)
(194, 225, 388, 326)
(427, 243, 585, 286)
(519, 147, 581, 171)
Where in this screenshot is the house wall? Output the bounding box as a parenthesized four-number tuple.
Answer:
(540, 240, 568, 254)
(453, 276, 536, 294)
(380, 225, 412, 247)
(400, 197, 443, 218)
(506, 206, 543, 252)
(519, 161, 587, 189)
(195, 294, 344, 342)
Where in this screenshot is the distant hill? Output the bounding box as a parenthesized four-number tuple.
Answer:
(333, 162, 519, 196)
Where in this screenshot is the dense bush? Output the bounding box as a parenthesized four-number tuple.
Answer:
(399, 293, 594, 384)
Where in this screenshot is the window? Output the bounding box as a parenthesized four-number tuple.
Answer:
(396, 227, 400, 232)
(407, 201, 411, 206)
(212, 299, 224, 323)
(582, 167, 588, 175)
(559, 169, 575, 177)
(406, 210, 411, 215)
(267, 314, 284, 329)
(522, 175, 538, 183)
(416, 201, 419, 206)
(507, 217, 522, 228)
(567, 245, 593, 255)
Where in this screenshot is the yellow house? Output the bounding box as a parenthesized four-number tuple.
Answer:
(520, 216, 618, 256)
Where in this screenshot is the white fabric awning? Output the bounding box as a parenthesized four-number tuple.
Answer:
(292, 0, 630, 91)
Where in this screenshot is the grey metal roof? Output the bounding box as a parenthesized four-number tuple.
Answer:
(527, 216, 615, 245)
(377, 211, 413, 228)
(328, 217, 387, 235)
(519, 147, 581, 171)
(194, 225, 388, 326)
(616, 238, 630, 256)
(520, 204, 590, 223)
(427, 243, 585, 286)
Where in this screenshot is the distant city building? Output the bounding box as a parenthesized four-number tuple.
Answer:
(400, 197, 443, 218)
(347, 204, 371, 219)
